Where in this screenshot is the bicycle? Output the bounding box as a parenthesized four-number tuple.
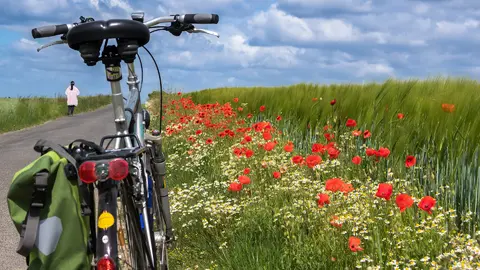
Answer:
(31, 12, 220, 270)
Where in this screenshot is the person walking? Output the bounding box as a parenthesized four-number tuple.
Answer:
(65, 81, 80, 116)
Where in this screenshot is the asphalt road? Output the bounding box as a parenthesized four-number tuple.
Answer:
(0, 105, 115, 270)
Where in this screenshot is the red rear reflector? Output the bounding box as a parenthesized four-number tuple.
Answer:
(97, 256, 116, 270)
(108, 158, 129, 181)
(79, 161, 97, 183)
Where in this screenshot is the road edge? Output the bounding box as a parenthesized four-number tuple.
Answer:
(0, 104, 112, 136)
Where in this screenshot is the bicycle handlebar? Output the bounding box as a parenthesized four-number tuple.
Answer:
(31, 13, 219, 39)
(178, 14, 219, 24)
(31, 24, 72, 39)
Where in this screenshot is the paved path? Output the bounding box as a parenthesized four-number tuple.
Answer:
(0, 105, 114, 269)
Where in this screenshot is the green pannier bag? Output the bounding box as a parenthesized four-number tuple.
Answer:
(7, 139, 94, 269)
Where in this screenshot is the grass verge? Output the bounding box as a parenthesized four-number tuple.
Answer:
(145, 78, 480, 269)
(0, 95, 111, 134)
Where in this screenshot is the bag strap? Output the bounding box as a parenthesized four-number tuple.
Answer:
(16, 171, 49, 257)
(34, 139, 78, 167)
(33, 139, 92, 216)
(68, 139, 104, 154)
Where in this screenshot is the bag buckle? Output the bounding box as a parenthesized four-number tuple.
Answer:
(31, 172, 49, 208)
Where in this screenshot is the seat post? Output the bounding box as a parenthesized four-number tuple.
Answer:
(101, 45, 132, 149)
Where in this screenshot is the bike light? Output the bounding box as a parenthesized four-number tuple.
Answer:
(108, 158, 129, 180)
(97, 255, 116, 270)
(79, 161, 97, 183)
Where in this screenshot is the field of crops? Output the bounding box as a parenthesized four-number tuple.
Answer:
(146, 78, 480, 269)
(0, 95, 111, 133)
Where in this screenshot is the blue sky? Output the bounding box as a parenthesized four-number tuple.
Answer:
(0, 0, 479, 101)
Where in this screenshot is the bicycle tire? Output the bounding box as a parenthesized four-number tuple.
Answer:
(150, 176, 169, 270)
(117, 180, 150, 269)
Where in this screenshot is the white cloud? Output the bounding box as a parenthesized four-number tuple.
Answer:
(413, 3, 430, 14)
(15, 38, 39, 51)
(156, 0, 245, 15)
(6, 0, 69, 16)
(248, 5, 370, 44)
(277, 0, 373, 14)
(162, 33, 305, 70)
(101, 0, 133, 13)
(436, 19, 480, 35)
(89, 0, 100, 10)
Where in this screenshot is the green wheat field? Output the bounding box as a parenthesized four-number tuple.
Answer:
(146, 78, 480, 269)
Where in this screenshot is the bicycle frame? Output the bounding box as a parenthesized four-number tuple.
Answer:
(95, 51, 156, 267)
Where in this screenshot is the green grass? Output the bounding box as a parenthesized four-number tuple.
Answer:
(185, 77, 480, 231)
(0, 95, 111, 133)
(145, 77, 480, 269)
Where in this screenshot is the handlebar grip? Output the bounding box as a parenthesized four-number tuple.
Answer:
(31, 24, 69, 39)
(179, 14, 219, 24)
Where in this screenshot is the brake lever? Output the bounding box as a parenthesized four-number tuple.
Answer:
(186, 27, 220, 38)
(37, 39, 67, 52)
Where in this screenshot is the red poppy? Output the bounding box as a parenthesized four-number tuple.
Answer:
(196, 130, 202, 135)
(243, 168, 251, 175)
(330, 99, 336, 106)
(292, 155, 304, 164)
(441, 103, 455, 113)
(352, 156, 362, 165)
(366, 148, 376, 156)
(312, 97, 318, 101)
(346, 119, 357, 127)
(330, 216, 342, 228)
(233, 147, 243, 157)
(312, 143, 324, 153)
(228, 182, 242, 192)
(263, 131, 272, 141)
(418, 196, 436, 214)
(273, 171, 281, 179)
(284, 142, 294, 152)
(325, 178, 344, 192)
(395, 193, 414, 212)
(317, 193, 330, 208)
(259, 105, 266, 112)
(328, 147, 340, 159)
(276, 115, 282, 121)
(245, 149, 254, 158)
(397, 113, 404, 119)
(375, 183, 393, 201)
(405, 155, 416, 168)
(188, 136, 196, 143)
(206, 138, 213, 144)
(244, 135, 252, 142)
(352, 130, 362, 137)
(237, 107, 243, 112)
(340, 183, 354, 195)
(324, 133, 334, 142)
(363, 130, 371, 139)
(348, 236, 363, 252)
(177, 92, 182, 96)
(238, 175, 251, 185)
(264, 142, 276, 151)
(306, 155, 322, 168)
(247, 113, 253, 118)
(323, 125, 332, 131)
(376, 147, 390, 158)
(233, 97, 239, 103)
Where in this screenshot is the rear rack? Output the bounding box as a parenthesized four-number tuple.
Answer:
(77, 134, 146, 162)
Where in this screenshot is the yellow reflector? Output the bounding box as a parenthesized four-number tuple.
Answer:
(98, 211, 115, 229)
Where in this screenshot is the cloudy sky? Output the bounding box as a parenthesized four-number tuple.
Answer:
(0, 0, 479, 100)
